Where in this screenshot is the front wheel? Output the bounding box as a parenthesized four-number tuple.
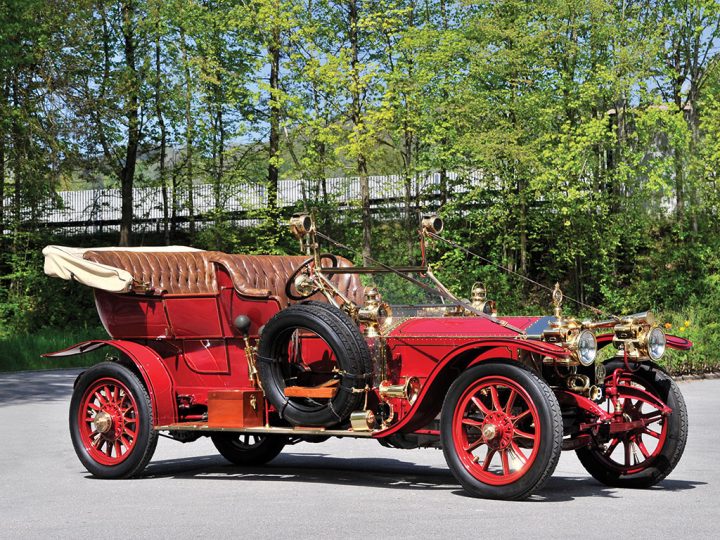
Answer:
(211, 433, 287, 466)
(576, 361, 688, 488)
(69, 362, 158, 478)
(440, 362, 563, 500)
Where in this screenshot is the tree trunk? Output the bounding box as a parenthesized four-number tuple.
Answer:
(349, 0, 371, 263)
(154, 34, 169, 245)
(0, 78, 5, 234)
(11, 71, 22, 231)
(267, 23, 281, 224)
(180, 28, 195, 236)
(119, 0, 140, 247)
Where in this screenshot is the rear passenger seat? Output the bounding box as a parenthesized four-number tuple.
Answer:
(82, 250, 364, 307)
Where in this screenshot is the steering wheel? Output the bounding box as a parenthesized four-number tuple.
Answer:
(285, 254, 339, 301)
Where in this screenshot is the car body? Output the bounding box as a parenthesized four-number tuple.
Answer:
(43, 215, 691, 499)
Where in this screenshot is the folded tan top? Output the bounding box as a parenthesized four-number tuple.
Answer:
(42, 245, 202, 293)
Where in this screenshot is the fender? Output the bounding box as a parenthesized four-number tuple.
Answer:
(43, 340, 176, 425)
(375, 337, 569, 439)
(596, 332, 692, 351)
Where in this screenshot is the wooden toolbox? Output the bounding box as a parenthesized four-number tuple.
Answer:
(208, 390, 264, 428)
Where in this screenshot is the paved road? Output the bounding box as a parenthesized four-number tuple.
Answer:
(0, 370, 716, 539)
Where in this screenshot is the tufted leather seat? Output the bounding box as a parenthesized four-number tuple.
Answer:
(83, 251, 217, 294)
(83, 250, 364, 306)
(209, 253, 364, 307)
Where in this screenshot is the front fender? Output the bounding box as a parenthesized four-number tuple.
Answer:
(374, 338, 568, 439)
(44, 340, 176, 425)
(596, 332, 692, 351)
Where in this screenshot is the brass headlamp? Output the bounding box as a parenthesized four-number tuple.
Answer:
(542, 284, 597, 366)
(470, 282, 497, 315)
(290, 213, 317, 255)
(613, 311, 666, 360)
(358, 287, 392, 337)
(421, 214, 444, 234)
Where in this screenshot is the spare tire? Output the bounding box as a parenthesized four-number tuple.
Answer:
(257, 303, 372, 427)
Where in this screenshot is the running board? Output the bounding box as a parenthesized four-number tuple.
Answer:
(154, 422, 374, 438)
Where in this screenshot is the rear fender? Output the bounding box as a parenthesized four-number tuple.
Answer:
(44, 340, 176, 425)
(375, 338, 568, 438)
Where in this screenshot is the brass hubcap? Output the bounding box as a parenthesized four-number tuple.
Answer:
(94, 411, 113, 434)
(482, 423, 497, 441)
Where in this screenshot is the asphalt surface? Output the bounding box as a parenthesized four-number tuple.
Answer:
(0, 369, 716, 539)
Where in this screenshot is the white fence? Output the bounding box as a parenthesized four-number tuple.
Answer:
(3, 171, 483, 234)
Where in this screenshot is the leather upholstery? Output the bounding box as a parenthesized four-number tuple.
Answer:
(83, 251, 217, 294)
(83, 250, 364, 307)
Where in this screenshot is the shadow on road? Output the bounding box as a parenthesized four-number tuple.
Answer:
(136, 452, 705, 500)
(0, 369, 82, 405)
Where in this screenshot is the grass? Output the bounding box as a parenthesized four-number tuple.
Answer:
(0, 326, 108, 372)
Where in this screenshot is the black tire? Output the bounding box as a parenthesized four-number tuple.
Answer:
(576, 361, 688, 488)
(257, 303, 372, 427)
(211, 433, 287, 466)
(440, 362, 563, 500)
(69, 362, 158, 478)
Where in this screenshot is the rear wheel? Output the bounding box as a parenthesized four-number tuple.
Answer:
(69, 362, 158, 478)
(576, 361, 688, 488)
(440, 362, 563, 500)
(211, 433, 286, 466)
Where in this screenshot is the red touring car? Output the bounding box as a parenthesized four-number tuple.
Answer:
(43, 214, 690, 500)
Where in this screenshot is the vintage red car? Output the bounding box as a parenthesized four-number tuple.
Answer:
(43, 214, 690, 500)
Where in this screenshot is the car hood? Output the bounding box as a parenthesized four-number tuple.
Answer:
(386, 315, 556, 339)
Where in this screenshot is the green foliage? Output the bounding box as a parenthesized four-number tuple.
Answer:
(2, 0, 720, 373)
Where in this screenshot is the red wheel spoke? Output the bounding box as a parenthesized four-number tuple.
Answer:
(79, 377, 140, 467)
(510, 442, 528, 464)
(513, 428, 535, 441)
(623, 440, 631, 466)
(465, 437, 485, 452)
(482, 449, 496, 471)
(604, 438, 620, 457)
(641, 410, 663, 422)
(471, 396, 491, 415)
(635, 437, 651, 459)
(501, 450, 510, 475)
(505, 389, 517, 414)
(643, 428, 661, 439)
(511, 409, 531, 422)
(462, 417, 483, 428)
(489, 386, 502, 412)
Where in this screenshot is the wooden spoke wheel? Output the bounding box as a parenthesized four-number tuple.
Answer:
(69, 362, 157, 478)
(441, 363, 563, 500)
(576, 361, 688, 488)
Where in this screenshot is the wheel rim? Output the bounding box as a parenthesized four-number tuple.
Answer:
(77, 377, 140, 466)
(594, 373, 669, 475)
(228, 434, 266, 450)
(452, 375, 542, 486)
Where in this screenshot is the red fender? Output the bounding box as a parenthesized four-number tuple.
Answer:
(375, 338, 569, 438)
(44, 340, 177, 425)
(596, 332, 692, 351)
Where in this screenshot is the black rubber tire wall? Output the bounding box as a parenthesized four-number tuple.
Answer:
(257, 303, 372, 427)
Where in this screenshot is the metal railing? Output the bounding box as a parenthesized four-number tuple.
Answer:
(3, 171, 484, 234)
